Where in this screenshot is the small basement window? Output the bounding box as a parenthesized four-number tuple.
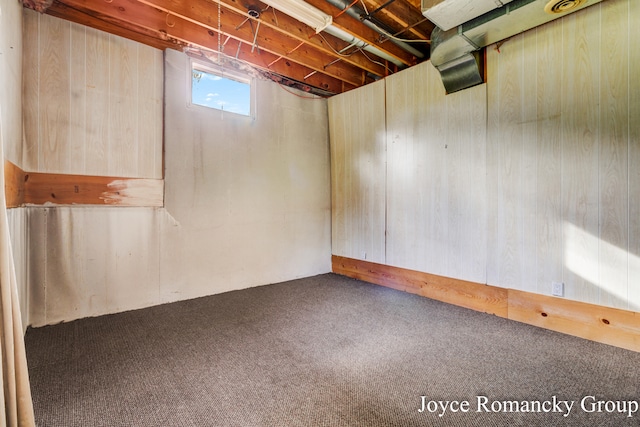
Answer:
(190, 61, 254, 118)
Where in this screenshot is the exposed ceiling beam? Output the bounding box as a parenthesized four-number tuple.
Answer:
(302, 0, 419, 66)
(45, 0, 184, 51)
(24, 0, 435, 94)
(191, 39, 356, 94)
(360, 0, 433, 41)
(139, 0, 390, 78)
(55, 0, 372, 88)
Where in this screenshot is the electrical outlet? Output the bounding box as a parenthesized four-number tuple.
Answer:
(361, 252, 367, 260)
(551, 282, 564, 297)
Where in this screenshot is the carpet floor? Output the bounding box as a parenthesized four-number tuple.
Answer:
(25, 273, 640, 426)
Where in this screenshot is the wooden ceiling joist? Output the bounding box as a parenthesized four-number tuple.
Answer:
(54, 0, 371, 88)
(211, 39, 356, 94)
(46, 0, 184, 51)
(26, 0, 434, 94)
(139, 0, 389, 78)
(360, 0, 433, 41)
(303, 0, 420, 66)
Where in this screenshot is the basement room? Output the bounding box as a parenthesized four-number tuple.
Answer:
(0, 0, 639, 425)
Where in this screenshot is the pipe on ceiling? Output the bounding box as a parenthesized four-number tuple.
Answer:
(325, 0, 425, 59)
(324, 25, 404, 67)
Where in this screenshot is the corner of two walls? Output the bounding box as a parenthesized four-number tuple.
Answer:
(22, 11, 332, 327)
(329, 0, 640, 314)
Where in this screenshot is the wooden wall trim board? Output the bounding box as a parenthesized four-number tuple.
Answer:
(508, 289, 640, 353)
(4, 161, 26, 208)
(332, 255, 508, 316)
(332, 255, 640, 353)
(4, 161, 163, 207)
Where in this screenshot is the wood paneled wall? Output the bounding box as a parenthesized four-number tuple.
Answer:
(0, 0, 24, 166)
(328, 81, 386, 264)
(329, 0, 640, 311)
(22, 9, 163, 178)
(386, 63, 487, 284)
(487, 0, 639, 310)
(329, 61, 486, 284)
(27, 49, 332, 326)
(630, 0, 640, 310)
(2, 0, 29, 329)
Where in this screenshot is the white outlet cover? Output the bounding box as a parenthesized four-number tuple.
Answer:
(552, 282, 564, 297)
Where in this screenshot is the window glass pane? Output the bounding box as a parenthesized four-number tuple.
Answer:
(192, 68, 251, 116)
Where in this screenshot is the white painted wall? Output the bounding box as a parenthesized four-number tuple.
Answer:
(160, 49, 331, 302)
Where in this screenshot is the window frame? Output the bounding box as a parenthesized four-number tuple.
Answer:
(188, 58, 256, 119)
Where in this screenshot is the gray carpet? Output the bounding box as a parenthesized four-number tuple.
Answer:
(25, 273, 640, 426)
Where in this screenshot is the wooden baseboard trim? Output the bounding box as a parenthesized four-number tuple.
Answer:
(332, 255, 508, 317)
(507, 289, 640, 352)
(4, 161, 164, 207)
(332, 255, 640, 353)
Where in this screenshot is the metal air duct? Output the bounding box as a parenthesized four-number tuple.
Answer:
(425, 0, 605, 93)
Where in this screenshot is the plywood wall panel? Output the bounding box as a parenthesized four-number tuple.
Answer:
(520, 30, 540, 294)
(466, 84, 488, 282)
(598, 0, 629, 309)
(560, 9, 601, 305)
(487, 34, 528, 290)
(485, 1, 639, 310)
(444, 88, 462, 279)
(328, 80, 386, 263)
(385, 63, 433, 272)
(137, 48, 163, 179)
(109, 36, 138, 177)
(384, 61, 486, 284)
(69, 23, 87, 171)
(85, 27, 111, 176)
(38, 14, 69, 173)
(421, 64, 448, 277)
(450, 83, 487, 283)
(22, 9, 162, 178)
(629, 0, 640, 312)
(22, 10, 39, 172)
(0, 0, 23, 166)
(330, 95, 346, 254)
(534, 19, 564, 297)
(485, 46, 500, 287)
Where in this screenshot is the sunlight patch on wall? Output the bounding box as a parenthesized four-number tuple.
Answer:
(564, 222, 636, 309)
